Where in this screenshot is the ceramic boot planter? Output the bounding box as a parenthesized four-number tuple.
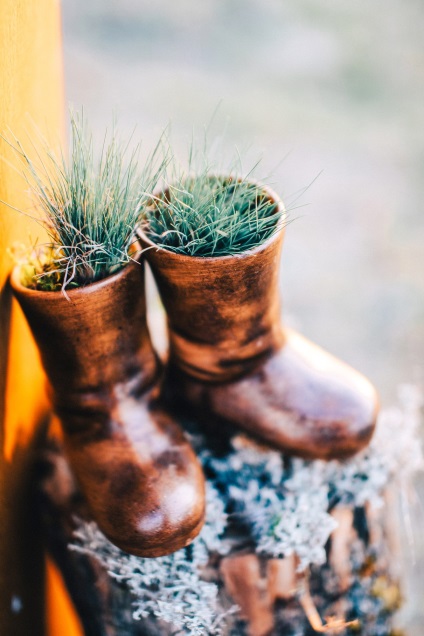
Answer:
(139, 183, 379, 460)
(10, 256, 205, 556)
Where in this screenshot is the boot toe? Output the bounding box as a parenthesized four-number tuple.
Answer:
(203, 329, 380, 461)
(309, 380, 379, 460)
(277, 337, 380, 460)
(102, 462, 206, 557)
(67, 435, 206, 558)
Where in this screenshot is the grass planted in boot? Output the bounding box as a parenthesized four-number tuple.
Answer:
(5, 113, 166, 291)
(143, 172, 285, 257)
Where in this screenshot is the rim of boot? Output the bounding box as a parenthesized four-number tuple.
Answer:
(137, 177, 286, 262)
(10, 250, 143, 301)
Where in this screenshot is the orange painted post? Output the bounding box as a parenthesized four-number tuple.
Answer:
(0, 1, 81, 634)
(46, 559, 84, 636)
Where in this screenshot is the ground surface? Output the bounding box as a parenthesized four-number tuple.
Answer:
(61, 1, 424, 632)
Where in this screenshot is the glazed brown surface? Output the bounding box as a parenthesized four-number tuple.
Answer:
(11, 258, 205, 556)
(140, 184, 379, 460)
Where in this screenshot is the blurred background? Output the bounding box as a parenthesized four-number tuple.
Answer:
(61, 0, 423, 632)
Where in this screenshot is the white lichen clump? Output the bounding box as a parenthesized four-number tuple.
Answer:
(70, 385, 423, 635)
(71, 485, 230, 635)
(253, 486, 338, 570)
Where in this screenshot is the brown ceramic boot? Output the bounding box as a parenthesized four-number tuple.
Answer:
(139, 183, 379, 460)
(11, 257, 205, 556)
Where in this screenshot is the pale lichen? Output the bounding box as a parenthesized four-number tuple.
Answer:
(71, 484, 230, 635)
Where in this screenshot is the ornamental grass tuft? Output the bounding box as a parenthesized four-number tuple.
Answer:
(5, 113, 167, 291)
(142, 148, 286, 257)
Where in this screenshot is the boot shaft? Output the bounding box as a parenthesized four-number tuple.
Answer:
(11, 258, 158, 401)
(141, 186, 286, 382)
